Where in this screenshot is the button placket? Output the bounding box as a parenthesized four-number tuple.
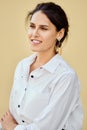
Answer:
(30, 68, 43, 79)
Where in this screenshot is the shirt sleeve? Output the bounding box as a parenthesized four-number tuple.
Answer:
(64, 91, 83, 130)
(0, 123, 3, 130)
(14, 72, 83, 130)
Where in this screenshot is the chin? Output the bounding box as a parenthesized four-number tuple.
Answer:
(31, 48, 40, 52)
(30, 47, 41, 52)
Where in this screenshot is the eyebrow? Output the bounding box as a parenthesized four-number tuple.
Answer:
(30, 22, 49, 28)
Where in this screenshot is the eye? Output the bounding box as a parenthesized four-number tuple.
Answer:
(29, 24, 35, 29)
(40, 27, 48, 30)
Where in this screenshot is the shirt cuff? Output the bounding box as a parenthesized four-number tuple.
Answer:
(0, 123, 3, 130)
(14, 123, 40, 130)
(14, 125, 26, 130)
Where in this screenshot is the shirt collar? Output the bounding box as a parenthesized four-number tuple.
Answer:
(28, 53, 37, 64)
(28, 53, 62, 73)
(42, 54, 62, 73)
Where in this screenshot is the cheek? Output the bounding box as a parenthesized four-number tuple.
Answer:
(27, 30, 32, 39)
(43, 33, 57, 43)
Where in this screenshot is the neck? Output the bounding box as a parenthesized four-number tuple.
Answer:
(30, 50, 56, 73)
(35, 51, 56, 66)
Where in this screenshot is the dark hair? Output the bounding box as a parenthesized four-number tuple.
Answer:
(26, 2, 69, 48)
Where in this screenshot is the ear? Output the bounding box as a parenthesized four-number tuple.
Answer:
(57, 28, 65, 40)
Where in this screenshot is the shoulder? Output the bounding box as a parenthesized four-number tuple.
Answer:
(55, 55, 79, 82)
(52, 56, 81, 93)
(55, 55, 75, 74)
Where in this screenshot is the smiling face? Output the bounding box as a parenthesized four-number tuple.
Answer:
(28, 11, 59, 54)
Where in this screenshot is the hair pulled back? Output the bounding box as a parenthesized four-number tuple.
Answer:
(26, 2, 69, 48)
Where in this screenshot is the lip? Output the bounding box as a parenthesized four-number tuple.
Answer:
(31, 39, 42, 44)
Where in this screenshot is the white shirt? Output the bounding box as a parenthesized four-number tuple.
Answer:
(0, 53, 83, 130)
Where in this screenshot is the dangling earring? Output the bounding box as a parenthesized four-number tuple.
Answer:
(58, 39, 62, 55)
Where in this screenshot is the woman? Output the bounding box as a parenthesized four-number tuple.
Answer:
(0, 2, 83, 130)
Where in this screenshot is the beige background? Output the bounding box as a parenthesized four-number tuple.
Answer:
(0, 0, 87, 130)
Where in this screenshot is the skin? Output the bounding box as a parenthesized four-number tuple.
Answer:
(28, 11, 65, 71)
(0, 111, 18, 130)
(0, 10, 65, 129)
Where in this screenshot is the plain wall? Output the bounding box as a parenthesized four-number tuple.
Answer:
(0, 0, 87, 130)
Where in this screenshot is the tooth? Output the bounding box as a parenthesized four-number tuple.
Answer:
(33, 40, 40, 44)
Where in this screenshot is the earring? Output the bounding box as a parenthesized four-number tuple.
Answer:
(57, 39, 62, 55)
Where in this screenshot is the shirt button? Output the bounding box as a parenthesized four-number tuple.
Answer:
(31, 75, 34, 78)
(22, 120, 25, 123)
(18, 105, 20, 108)
(21, 75, 23, 78)
(25, 88, 27, 91)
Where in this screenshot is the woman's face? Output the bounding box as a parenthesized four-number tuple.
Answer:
(28, 11, 59, 53)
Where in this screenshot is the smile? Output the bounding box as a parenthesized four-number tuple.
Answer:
(31, 39, 42, 45)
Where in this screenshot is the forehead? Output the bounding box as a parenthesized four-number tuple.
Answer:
(30, 11, 52, 26)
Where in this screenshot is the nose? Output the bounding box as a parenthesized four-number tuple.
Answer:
(32, 28, 39, 37)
